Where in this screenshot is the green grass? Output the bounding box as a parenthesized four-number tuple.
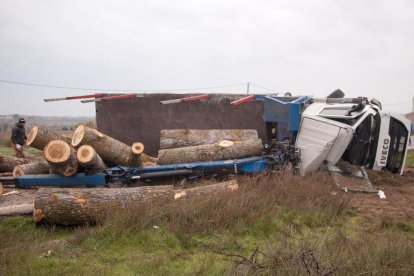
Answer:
(1, 211, 413, 275)
(406, 150, 414, 167)
(1, 172, 414, 275)
(0, 145, 43, 159)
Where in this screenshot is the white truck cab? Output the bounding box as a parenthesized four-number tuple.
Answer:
(295, 98, 410, 175)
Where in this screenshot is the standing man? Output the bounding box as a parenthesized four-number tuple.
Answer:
(11, 118, 27, 158)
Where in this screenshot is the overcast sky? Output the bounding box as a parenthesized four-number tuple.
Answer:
(0, 0, 413, 117)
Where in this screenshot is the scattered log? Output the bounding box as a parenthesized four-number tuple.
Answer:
(27, 126, 72, 151)
(13, 161, 50, 177)
(44, 140, 78, 176)
(34, 185, 174, 225)
(0, 203, 33, 216)
(76, 145, 107, 172)
(0, 182, 3, 196)
(0, 155, 32, 173)
(128, 142, 158, 165)
(72, 125, 156, 166)
(34, 179, 239, 225)
(2, 191, 21, 196)
(158, 139, 263, 164)
(160, 129, 259, 149)
(174, 180, 238, 200)
(0, 172, 13, 177)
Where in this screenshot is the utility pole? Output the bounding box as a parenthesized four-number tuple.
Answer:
(412, 96, 414, 123)
(247, 82, 250, 95)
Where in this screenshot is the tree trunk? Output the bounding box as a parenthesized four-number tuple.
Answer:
(72, 125, 156, 166)
(76, 145, 107, 172)
(44, 140, 78, 176)
(0, 172, 13, 177)
(27, 126, 72, 151)
(13, 161, 50, 176)
(158, 139, 263, 164)
(0, 155, 32, 173)
(34, 180, 239, 225)
(0, 204, 33, 216)
(160, 129, 259, 149)
(34, 185, 174, 225)
(174, 180, 238, 200)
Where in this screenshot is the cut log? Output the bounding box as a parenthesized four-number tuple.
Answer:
(34, 180, 239, 225)
(0, 155, 32, 173)
(72, 125, 156, 166)
(158, 139, 263, 164)
(2, 191, 21, 196)
(0, 172, 13, 177)
(160, 129, 259, 149)
(0, 182, 3, 196)
(13, 161, 50, 177)
(76, 145, 107, 172)
(27, 126, 72, 151)
(174, 180, 238, 200)
(0, 203, 33, 216)
(131, 142, 144, 155)
(34, 185, 174, 225)
(44, 140, 78, 176)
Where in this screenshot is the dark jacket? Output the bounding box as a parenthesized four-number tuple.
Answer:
(11, 123, 27, 145)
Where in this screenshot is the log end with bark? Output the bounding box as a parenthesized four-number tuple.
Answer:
(13, 161, 50, 177)
(27, 126, 71, 150)
(44, 140, 78, 176)
(72, 125, 139, 166)
(26, 126, 39, 146)
(72, 125, 105, 147)
(131, 142, 144, 155)
(76, 145, 107, 171)
(72, 124, 84, 147)
(0, 155, 33, 173)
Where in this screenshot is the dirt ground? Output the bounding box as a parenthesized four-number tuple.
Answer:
(346, 170, 414, 224)
(0, 186, 37, 208)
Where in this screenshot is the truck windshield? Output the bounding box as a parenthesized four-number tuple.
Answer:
(386, 118, 408, 173)
(342, 114, 378, 166)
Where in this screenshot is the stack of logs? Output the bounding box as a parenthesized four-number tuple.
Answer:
(158, 129, 262, 164)
(5, 125, 157, 178)
(0, 127, 263, 225)
(1, 128, 263, 176)
(33, 128, 262, 225)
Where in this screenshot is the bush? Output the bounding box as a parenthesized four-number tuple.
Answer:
(0, 131, 11, 146)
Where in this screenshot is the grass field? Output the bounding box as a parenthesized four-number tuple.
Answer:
(1, 172, 414, 275)
(406, 150, 414, 167)
(0, 145, 43, 159)
(1, 146, 414, 275)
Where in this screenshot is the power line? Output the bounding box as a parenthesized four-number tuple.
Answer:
(0, 79, 246, 92)
(249, 82, 278, 93)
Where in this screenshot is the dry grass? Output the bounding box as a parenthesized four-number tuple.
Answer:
(96, 171, 348, 237)
(1, 171, 414, 275)
(0, 131, 12, 147)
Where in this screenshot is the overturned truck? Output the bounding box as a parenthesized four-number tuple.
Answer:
(96, 92, 410, 176)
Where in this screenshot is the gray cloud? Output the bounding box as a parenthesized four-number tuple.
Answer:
(0, 0, 413, 116)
